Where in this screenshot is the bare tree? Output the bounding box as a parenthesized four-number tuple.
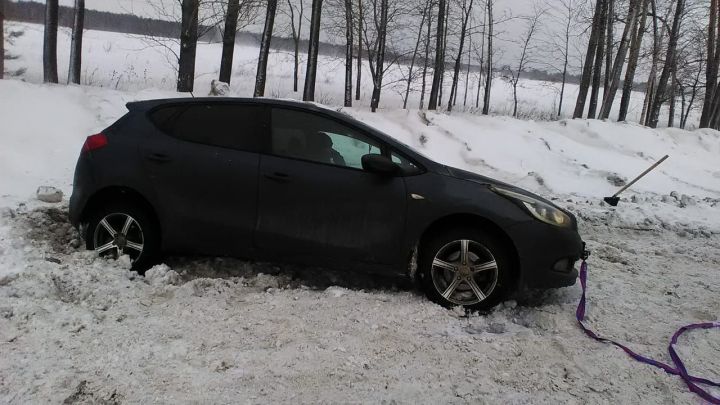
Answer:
(648, 0, 685, 128)
(283, 0, 304, 91)
(475, 5, 487, 109)
(303, 0, 323, 101)
(543, 0, 578, 117)
(447, 0, 475, 112)
(364, 0, 389, 112)
(403, 0, 430, 109)
(508, 6, 544, 118)
(700, 0, 719, 127)
(420, 0, 435, 109)
(344, 0, 354, 106)
(462, 32, 472, 107)
(482, 0, 494, 115)
(618, 0, 648, 121)
(588, 0, 608, 118)
(599, 0, 642, 119)
(68, 0, 85, 84)
(574, 0, 607, 118)
(177, 0, 199, 92)
(254, 0, 277, 97)
(640, 0, 664, 125)
(0, 0, 4, 80)
(604, 0, 614, 91)
(355, 0, 363, 100)
(43, 0, 59, 83)
(428, 0, 447, 110)
(219, 0, 241, 84)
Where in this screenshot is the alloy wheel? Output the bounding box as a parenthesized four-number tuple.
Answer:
(92, 213, 145, 262)
(430, 239, 499, 306)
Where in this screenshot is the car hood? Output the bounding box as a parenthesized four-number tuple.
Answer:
(444, 166, 558, 206)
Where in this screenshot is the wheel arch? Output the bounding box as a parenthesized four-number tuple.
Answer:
(417, 213, 521, 285)
(80, 186, 160, 233)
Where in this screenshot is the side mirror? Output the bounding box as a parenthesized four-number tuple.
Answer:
(361, 154, 399, 175)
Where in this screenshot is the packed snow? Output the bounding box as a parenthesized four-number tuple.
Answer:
(1, 21, 719, 405)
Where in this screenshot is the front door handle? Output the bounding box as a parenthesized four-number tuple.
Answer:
(264, 172, 291, 183)
(146, 153, 172, 163)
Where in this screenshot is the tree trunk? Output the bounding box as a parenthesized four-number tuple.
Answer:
(219, 0, 241, 84)
(428, 0, 446, 110)
(667, 69, 676, 127)
(448, 0, 474, 112)
(1, 0, 5, 80)
(618, 0, 647, 121)
(420, 1, 434, 109)
(640, 0, 660, 125)
(558, 0, 572, 117)
(476, 7, 486, 109)
(482, 0, 493, 115)
(647, 0, 684, 128)
(438, 0, 449, 107)
(404, 0, 429, 109)
(177, 0, 199, 92)
(370, 0, 388, 112)
(355, 0, 363, 100)
(43, 0, 59, 83)
(463, 34, 472, 107)
(303, 0, 323, 101)
(588, 0, 608, 118)
(700, 0, 719, 127)
(573, 0, 606, 118)
(604, 0, 614, 91)
(68, 0, 85, 84)
(682, 63, 702, 128)
(254, 0, 277, 97)
(599, 0, 640, 120)
(355, 0, 362, 101)
(344, 0, 353, 107)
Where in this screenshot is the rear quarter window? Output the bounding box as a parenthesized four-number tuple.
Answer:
(150, 104, 265, 152)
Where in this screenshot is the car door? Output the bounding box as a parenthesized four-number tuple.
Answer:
(254, 107, 408, 268)
(141, 102, 267, 256)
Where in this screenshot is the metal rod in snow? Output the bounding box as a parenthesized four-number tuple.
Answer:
(612, 154, 669, 197)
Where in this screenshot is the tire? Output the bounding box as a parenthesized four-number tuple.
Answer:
(85, 201, 160, 273)
(419, 227, 513, 310)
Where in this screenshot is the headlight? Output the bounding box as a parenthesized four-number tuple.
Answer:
(492, 187, 572, 228)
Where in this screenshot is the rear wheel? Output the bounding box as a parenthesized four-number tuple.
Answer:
(85, 202, 159, 272)
(419, 228, 513, 310)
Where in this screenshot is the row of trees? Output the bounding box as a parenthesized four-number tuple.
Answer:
(21, 0, 718, 128)
(573, 0, 717, 129)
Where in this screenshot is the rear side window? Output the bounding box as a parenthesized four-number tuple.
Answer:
(150, 104, 264, 152)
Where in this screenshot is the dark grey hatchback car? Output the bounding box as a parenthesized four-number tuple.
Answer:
(70, 98, 585, 309)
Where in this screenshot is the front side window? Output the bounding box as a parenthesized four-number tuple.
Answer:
(150, 104, 264, 152)
(271, 108, 382, 169)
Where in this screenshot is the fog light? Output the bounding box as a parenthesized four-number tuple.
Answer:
(553, 258, 573, 273)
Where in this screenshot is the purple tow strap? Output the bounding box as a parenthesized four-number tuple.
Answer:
(576, 260, 720, 404)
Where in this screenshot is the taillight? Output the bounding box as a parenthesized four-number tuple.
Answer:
(82, 133, 108, 153)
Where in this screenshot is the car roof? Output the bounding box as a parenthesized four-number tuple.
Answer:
(127, 97, 338, 115)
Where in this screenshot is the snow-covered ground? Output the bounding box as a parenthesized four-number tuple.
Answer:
(1, 21, 720, 404)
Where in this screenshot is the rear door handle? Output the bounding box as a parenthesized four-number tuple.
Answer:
(264, 172, 291, 183)
(146, 153, 172, 163)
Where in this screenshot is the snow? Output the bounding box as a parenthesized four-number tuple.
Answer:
(1, 21, 719, 405)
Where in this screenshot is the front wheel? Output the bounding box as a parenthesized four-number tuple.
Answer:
(85, 202, 159, 272)
(419, 228, 513, 310)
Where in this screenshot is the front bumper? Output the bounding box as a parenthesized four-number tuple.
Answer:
(505, 221, 585, 289)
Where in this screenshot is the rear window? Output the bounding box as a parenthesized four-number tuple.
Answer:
(150, 104, 264, 152)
